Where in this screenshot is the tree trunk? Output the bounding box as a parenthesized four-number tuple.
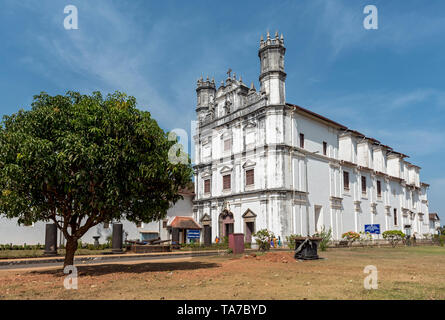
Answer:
(64, 237, 78, 267)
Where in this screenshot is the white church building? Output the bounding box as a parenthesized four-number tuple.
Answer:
(0, 31, 439, 247)
(192, 31, 434, 243)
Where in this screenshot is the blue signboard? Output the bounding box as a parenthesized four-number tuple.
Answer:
(187, 229, 201, 239)
(365, 224, 380, 234)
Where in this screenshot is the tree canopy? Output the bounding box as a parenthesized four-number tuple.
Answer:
(0, 91, 193, 265)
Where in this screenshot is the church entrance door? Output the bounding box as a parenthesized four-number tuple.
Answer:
(219, 211, 234, 238)
(245, 222, 254, 243)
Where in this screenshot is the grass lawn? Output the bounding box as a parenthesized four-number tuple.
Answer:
(0, 245, 444, 300)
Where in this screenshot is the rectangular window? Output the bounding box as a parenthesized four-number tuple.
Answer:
(343, 171, 350, 190)
(224, 139, 232, 152)
(245, 169, 254, 186)
(394, 208, 398, 226)
(162, 220, 168, 228)
(323, 141, 327, 156)
(377, 180, 382, 197)
(103, 222, 110, 229)
(361, 176, 367, 195)
(299, 133, 305, 148)
(137, 222, 143, 228)
(204, 179, 211, 193)
(223, 174, 231, 190)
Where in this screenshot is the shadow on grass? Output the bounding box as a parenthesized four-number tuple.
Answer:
(29, 260, 221, 277)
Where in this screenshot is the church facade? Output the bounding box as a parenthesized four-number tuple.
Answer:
(192, 31, 433, 243)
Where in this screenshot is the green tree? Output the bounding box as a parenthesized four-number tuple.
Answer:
(0, 91, 192, 266)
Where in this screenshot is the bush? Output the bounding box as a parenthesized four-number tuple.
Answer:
(253, 229, 274, 252)
(433, 234, 445, 247)
(382, 230, 405, 247)
(285, 234, 302, 250)
(314, 227, 332, 251)
(358, 231, 372, 246)
(342, 231, 360, 246)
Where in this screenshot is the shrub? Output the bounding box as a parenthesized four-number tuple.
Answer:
(314, 227, 332, 251)
(382, 230, 405, 247)
(342, 231, 360, 246)
(433, 234, 445, 247)
(106, 235, 112, 247)
(285, 234, 302, 250)
(358, 231, 372, 246)
(253, 229, 274, 252)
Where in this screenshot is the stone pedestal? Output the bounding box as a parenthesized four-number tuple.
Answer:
(294, 237, 321, 260)
(44, 223, 58, 256)
(112, 223, 124, 254)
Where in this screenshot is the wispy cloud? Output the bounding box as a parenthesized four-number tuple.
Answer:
(303, 88, 445, 161)
(310, 0, 445, 58)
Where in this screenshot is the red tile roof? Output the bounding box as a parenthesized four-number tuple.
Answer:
(169, 216, 202, 229)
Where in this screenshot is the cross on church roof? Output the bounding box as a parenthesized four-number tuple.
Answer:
(226, 68, 232, 78)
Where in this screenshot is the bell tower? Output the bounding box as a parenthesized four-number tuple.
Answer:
(258, 31, 286, 105)
(196, 76, 216, 122)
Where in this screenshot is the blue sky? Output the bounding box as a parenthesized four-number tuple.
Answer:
(1, 0, 444, 222)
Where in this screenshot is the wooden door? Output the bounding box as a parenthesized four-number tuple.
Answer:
(245, 222, 254, 243)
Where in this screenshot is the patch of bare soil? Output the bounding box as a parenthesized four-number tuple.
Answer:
(244, 252, 293, 263)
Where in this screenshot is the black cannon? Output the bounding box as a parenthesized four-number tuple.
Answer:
(294, 237, 322, 260)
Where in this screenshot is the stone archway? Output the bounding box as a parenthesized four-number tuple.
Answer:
(219, 210, 234, 238)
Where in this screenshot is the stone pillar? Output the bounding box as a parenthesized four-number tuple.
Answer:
(112, 223, 124, 254)
(44, 223, 58, 256)
(172, 228, 180, 246)
(203, 225, 211, 246)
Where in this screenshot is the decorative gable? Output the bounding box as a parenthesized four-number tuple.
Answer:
(242, 209, 257, 222)
(220, 165, 233, 174)
(242, 159, 256, 168)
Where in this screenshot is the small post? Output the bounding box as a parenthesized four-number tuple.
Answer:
(112, 223, 124, 254)
(44, 223, 58, 256)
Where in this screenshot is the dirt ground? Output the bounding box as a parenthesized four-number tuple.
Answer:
(0, 246, 444, 300)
